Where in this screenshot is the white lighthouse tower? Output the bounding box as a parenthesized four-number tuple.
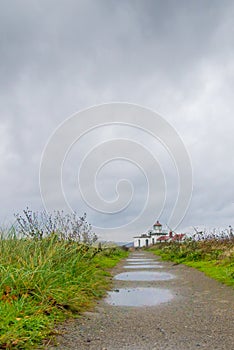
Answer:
(153, 220, 162, 234)
(133, 220, 166, 248)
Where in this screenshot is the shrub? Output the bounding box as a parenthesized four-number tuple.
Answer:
(14, 208, 97, 244)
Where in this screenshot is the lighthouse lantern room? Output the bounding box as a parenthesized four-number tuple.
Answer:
(153, 220, 162, 234)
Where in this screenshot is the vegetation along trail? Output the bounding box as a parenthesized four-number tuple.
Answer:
(49, 251, 234, 350)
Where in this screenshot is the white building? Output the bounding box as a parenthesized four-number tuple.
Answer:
(133, 220, 186, 248)
(133, 221, 167, 248)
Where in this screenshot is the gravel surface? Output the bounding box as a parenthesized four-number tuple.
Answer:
(47, 251, 234, 350)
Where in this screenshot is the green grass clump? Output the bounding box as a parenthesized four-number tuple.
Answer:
(0, 235, 128, 349)
(148, 238, 234, 287)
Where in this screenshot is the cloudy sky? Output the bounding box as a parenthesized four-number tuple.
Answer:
(1, 0, 234, 241)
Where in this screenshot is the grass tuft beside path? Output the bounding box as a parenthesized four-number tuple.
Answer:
(0, 235, 128, 349)
(148, 238, 234, 287)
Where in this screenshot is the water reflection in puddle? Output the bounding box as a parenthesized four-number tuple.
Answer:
(114, 271, 174, 281)
(105, 288, 173, 306)
(128, 261, 160, 265)
(126, 258, 154, 262)
(124, 265, 163, 269)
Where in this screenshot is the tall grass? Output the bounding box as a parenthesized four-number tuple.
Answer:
(148, 237, 234, 286)
(0, 231, 128, 349)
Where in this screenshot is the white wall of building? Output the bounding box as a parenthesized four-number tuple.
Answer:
(133, 222, 165, 248)
(134, 236, 153, 248)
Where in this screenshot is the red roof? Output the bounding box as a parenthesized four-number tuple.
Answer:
(156, 233, 186, 242)
(171, 234, 185, 241)
(157, 235, 170, 241)
(154, 220, 162, 226)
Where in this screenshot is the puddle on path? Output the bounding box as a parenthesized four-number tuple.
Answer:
(114, 271, 174, 281)
(126, 258, 154, 262)
(124, 265, 163, 269)
(105, 287, 173, 307)
(128, 261, 160, 265)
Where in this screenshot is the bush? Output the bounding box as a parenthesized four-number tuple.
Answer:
(149, 237, 234, 286)
(14, 208, 97, 244)
(0, 210, 128, 348)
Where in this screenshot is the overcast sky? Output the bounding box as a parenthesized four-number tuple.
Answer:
(1, 0, 234, 241)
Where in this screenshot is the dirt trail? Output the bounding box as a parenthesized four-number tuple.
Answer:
(48, 251, 234, 350)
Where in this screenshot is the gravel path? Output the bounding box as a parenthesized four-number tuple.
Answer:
(48, 251, 234, 350)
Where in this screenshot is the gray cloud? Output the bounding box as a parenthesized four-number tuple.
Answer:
(0, 0, 234, 239)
